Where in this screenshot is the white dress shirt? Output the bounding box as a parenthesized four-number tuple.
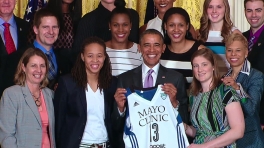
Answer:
(142, 62, 160, 87)
(146, 16, 163, 36)
(81, 84, 108, 144)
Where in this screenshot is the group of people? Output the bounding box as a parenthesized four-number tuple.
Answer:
(0, 0, 264, 148)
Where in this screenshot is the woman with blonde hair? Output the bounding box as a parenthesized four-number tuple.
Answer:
(0, 47, 55, 148)
(223, 33, 264, 147)
(198, 0, 240, 76)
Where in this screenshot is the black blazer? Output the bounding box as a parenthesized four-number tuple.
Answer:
(0, 16, 29, 95)
(243, 30, 264, 125)
(54, 74, 117, 148)
(112, 65, 189, 148)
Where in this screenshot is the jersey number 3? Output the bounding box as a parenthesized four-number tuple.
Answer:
(150, 123, 159, 142)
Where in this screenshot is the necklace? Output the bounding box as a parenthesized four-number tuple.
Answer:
(31, 89, 41, 107)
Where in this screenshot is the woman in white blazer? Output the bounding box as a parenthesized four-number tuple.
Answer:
(0, 47, 56, 148)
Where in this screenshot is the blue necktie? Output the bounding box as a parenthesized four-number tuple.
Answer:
(46, 52, 56, 80)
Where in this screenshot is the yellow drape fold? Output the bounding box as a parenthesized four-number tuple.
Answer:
(15, 0, 204, 29)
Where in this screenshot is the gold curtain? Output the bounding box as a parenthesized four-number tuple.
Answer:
(14, 0, 28, 18)
(15, 0, 204, 29)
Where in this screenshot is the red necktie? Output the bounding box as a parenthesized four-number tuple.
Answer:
(3, 23, 16, 54)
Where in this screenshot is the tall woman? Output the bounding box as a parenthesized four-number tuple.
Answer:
(161, 7, 205, 87)
(106, 3, 142, 76)
(0, 47, 55, 148)
(198, 0, 240, 76)
(222, 33, 264, 147)
(54, 37, 117, 148)
(185, 48, 244, 148)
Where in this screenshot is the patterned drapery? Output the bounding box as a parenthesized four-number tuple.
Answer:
(15, 0, 204, 29)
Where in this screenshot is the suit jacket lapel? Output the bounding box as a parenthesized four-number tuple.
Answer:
(21, 84, 41, 126)
(156, 65, 167, 86)
(14, 16, 24, 52)
(79, 87, 87, 113)
(133, 65, 143, 88)
(253, 30, 264, 49)
(103, 89, 109, 120)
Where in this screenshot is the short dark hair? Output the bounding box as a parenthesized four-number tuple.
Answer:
(139, 29, 164, 44)
(190, 48, 221, 96)
(244, 0, 264, 8)
(33, 7, 60, 28)
(71, 37, 112, 91)
(162, 7, 193, 44)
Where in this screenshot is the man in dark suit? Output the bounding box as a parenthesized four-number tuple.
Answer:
(112, 29, 188, 147)
(0, 0, 29, 95)
(243, 0, 264, 131)
(32, 8, 62, 89)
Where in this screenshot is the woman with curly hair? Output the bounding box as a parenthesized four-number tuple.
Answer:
(198, 0, 240, 76)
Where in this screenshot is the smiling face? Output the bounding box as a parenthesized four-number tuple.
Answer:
(33, 16, 59, 51)
(109, 13, 131, 43)
(245, 1, 264, 33)
(192, 56, 214, 86)
(0, 0, 16, 20)
(22, 55, 47, 86)
(81, 43, 106, 76)
(154, 0, 175, 15)
(164, 13, 189, 43)
(138, 33, 165, 68)
(226, 40, 248, 69)
(206, 0, 225, 24)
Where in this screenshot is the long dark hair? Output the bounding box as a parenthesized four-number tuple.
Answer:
(162, 7, 194, 45)
(46, 0, 82, 30)
(71, 37, 112, 91)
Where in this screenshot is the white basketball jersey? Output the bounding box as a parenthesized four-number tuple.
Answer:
(123, 85, 189, 148)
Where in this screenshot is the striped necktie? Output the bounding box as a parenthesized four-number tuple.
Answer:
(46, 51, 56, 80)
(248, 36, 255, 52)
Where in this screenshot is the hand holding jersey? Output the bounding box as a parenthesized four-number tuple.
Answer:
(112, 29, 189, 148)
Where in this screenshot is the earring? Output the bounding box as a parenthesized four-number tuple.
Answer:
(109, 28, 111, 31)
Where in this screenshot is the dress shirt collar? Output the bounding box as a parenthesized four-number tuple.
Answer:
(0, 15, 15, 27)
(142, 62, 160, 76)
(225, 59, 251, 77)
(249, 24, 264, 41)
(33, 40, 54, 54)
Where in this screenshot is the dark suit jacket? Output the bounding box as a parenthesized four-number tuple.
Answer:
(243, 30, 264, 126)
(54, 74, 117, 148)
(112, 64, 188, 148)
(0, 16, 29, 95)
(235, 68, 264, 147)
